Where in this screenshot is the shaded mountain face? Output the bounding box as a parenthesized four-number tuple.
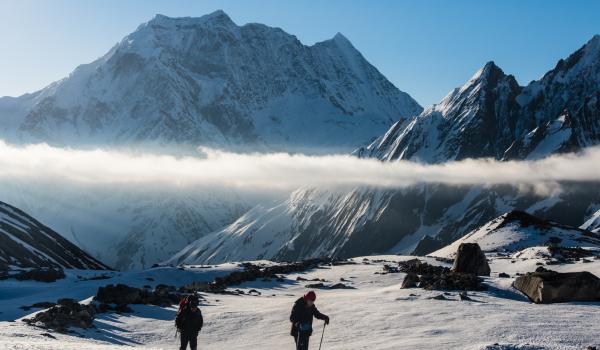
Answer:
(169, 36, 600, 265)
(357, 35, 600, 162)
(0, 10, 421, 153)
(0, 201, 109, 271)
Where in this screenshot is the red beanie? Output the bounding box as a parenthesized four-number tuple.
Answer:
(304, 291, 316, 302)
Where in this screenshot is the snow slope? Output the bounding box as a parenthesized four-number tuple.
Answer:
(1, 255, 600, 349)
(582, 208, 600, 233)
(432, 211, 600, 259)
(0, 10, 422, 153)
(0, 201, 109, 271)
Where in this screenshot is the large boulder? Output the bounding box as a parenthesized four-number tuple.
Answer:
(513, 269, 600, 303)
(452, 243, 491, 276)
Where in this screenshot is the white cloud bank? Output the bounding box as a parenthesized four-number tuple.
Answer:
(0, 140, 598, 191)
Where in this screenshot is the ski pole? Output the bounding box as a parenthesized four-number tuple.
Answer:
(318, 323, 326, 350)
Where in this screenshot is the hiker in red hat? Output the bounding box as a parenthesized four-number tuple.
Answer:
(289, 291, 330, 350)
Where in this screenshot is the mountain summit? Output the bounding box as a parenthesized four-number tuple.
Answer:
(1, 11, 422, 153)
(357, 35, 600, 162)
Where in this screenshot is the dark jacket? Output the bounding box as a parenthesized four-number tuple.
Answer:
(290, 297, 328, 337)
(180, 308, 204, 336)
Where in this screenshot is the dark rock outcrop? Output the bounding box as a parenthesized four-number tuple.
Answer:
(181, 258, 329, 293)
(23, 299, 95, 332)
(94, 284, 181, 307)
(401, 272, 419, 288)
(0, 268, 66, 282)
(452, 243, 491, 276)
(513, 269, 600, 303)
(397, 258, 486, 291)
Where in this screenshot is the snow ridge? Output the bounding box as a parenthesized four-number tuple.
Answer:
(0, 201, 109, 270)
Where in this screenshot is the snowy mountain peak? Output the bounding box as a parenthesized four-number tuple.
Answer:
(470, 61, 503, 81)
(147, 10, 235, 28)
(332, 32, 351, 44)
(1, 11, 422, 152)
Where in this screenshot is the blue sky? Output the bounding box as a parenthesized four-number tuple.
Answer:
(1, 0, 599, 106)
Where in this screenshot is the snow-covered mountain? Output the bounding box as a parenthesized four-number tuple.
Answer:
(432, 211, 600, 258)
(170, 35, 600, 265)
(357, 35, 600, 161)
(167, 188, 395, 264)
(0, 10, 421, 153)
(0, 201, 109, 271)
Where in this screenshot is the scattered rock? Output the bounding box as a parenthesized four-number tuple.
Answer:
(23, 299, 95, 332)
(5, 268, 66, 283)
(498, 272, 510, 278)
(431, 294, 448, 300)
(382, 264, 400, 274)
(398, 259, 486, 291)
(20, 301, 56, 311)
(419, 271, 486, 291)
(459, 291, 472, 301)
(513, 269, 600, 303)
(452, 243, 491, 276)
(306, 283, 325, 289)
(181, 259, 328, 294)
(328, 283, 354, 289)
(401, 273, 419, 289)
(94, 284, 181, 307)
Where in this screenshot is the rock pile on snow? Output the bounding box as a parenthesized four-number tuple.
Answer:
(1, 268, 66, 283)
(182, 258, 329, 293)
(397, 258, 487, 291)
(452, 243, 491, 276)
(23, 298, 95, 332)
(95, 284, 182, 308)
(513, 267, 600, 303)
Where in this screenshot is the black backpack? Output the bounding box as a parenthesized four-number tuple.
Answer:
(175, 294, 196, 330)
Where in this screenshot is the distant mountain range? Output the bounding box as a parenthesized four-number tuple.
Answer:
(170, 35, 600, 265)
(0, 11, 421, 270)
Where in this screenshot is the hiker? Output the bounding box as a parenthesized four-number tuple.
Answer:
(290, 291, 330, 350)
(176, 294, 204, 350)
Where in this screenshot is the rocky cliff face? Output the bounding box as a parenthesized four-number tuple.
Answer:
(358, 35, 600, 162)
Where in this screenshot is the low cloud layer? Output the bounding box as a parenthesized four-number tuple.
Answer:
(0, 140, 599, 192)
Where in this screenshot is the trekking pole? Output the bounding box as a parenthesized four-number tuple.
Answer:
(318, 323, 326, 350)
